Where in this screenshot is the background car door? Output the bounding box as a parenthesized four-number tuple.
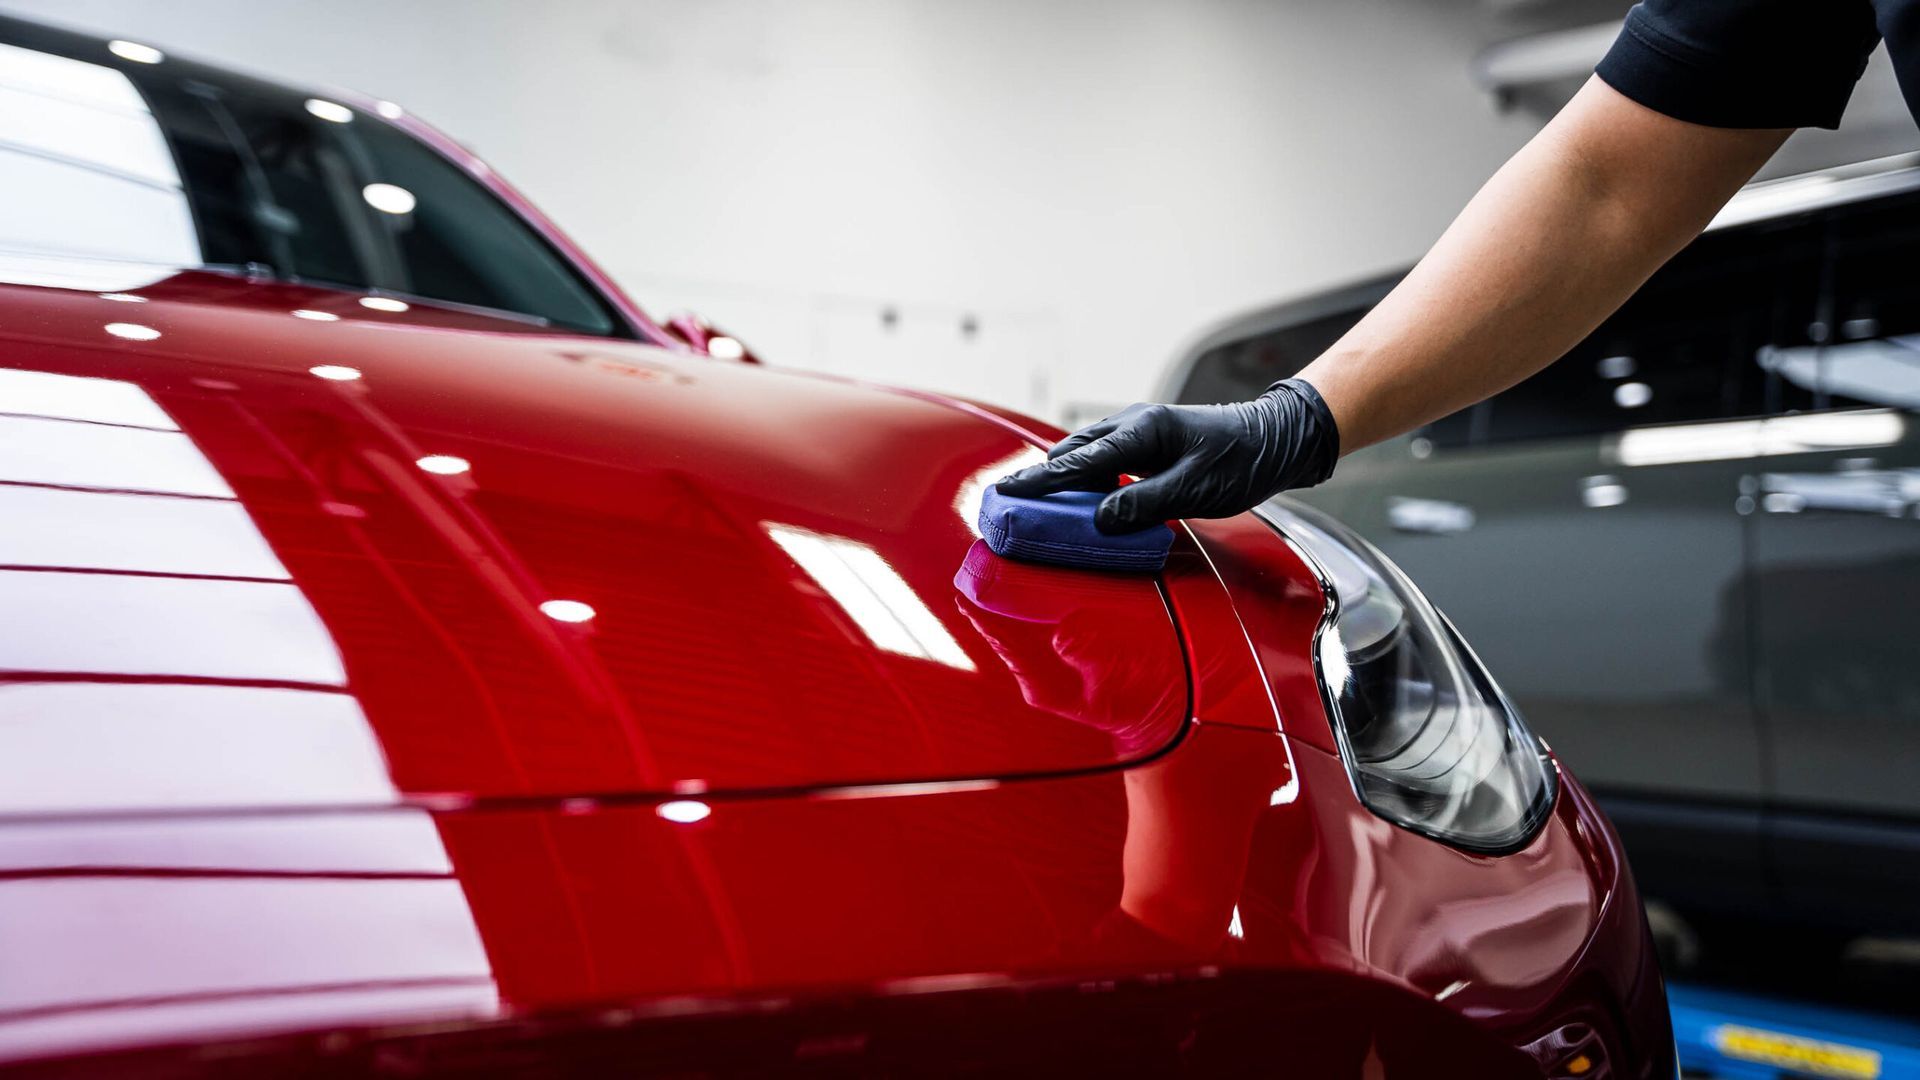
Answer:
(1326, 221, 1815, 910)
(1749, 189, 1920, 930)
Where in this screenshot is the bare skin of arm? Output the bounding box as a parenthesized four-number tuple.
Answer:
(1298, 77, 1792, 451)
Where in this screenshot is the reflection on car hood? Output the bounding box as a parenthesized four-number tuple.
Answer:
(0, 271, 1192, 815)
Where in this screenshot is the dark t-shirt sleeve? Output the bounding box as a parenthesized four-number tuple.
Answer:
(1595, 0, 1882, 129)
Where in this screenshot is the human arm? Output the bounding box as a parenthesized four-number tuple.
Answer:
(1297, 76, 1790, 449)
(999, 77, 1791, 531)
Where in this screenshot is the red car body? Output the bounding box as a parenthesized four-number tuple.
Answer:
(0, 16, 1671, 1077)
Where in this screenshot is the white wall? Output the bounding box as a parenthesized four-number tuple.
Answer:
(1, 0, 1534, 421)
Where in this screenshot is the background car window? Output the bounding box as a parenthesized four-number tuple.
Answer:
(1767, 193, 1920, 411)
(1482, 225, 1800, 445)
(1177, 306, 1365, 406)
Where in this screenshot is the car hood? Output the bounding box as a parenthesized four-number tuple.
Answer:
(0, 268, 1193, 815)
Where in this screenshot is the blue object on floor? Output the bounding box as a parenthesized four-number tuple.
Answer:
(1669, 982, 1920, 1079)
(977, 487, 1174, 572)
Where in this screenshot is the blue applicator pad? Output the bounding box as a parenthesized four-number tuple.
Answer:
(977, 487, 1175, 572)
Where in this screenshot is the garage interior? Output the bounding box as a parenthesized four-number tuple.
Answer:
(5, 0, 1920, 1076)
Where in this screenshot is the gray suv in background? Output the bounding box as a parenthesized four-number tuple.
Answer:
(1165, 154, 1920, 937)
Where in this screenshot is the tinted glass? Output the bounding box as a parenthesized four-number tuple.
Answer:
(0, 21, 619, 335)
(1483, 225, 1803, 444)
(1772, 192, 1920, 411)
(1178, 307, 1365, 406)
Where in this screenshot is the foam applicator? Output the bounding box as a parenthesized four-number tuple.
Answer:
(977, 487, 1174, 572)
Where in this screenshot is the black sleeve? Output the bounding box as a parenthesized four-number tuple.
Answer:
(1595, 0, 1882, 130)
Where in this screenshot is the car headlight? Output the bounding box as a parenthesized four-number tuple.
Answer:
(1255, 498, 1555, 853)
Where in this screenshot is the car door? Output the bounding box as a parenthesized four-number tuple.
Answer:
(1331, 221, 1814, 909)
(1748, 189, 1920, 929)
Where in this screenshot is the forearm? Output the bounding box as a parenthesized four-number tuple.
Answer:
(1298, 77, 1790, 450)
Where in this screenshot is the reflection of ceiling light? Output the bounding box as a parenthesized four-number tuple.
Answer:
(1319, 625, 1351, 698)
(538, 599, 596, 623)
(360, 296, 410, 312)
(1711, 175, 1840, 230)
(656, 800, 711, 824)
(953, 447, 1046, 536)
(1613, 381, 1652, 408)
(707, 335, 745, 361)
(292, 309, 339, 321)
(363, 183, 417, 214)
(1761, 411, 1906, 457)
(304, 98, 354, 123)
(108, 40, 164, 64)
(1596, 354, 1635, 380)
(1269, 775, 1298, 806)
(375, 100, 405, 119)
(765, 524, 974, 669)
(309, 365, 362, 381)
(98, 293, 146, 303)
(104, 322, 160, 341)
(0, 369, 178, 430)
(415, 454, 470, 475)
(1609, 410, 1905, 467)
(815, 778, 1001, 801)
(1582, 476, 1628, 508)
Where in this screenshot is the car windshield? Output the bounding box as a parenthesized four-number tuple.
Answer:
(0, 21, 621, 335)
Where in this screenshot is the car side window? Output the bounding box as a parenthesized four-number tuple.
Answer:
(1481, 226, 1798, 445)
(1770, 192, 1920, 412)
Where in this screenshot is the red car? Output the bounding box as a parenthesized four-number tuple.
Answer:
(0, 15, 1671, 1078)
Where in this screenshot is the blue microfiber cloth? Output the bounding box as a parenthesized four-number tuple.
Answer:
(977, 487, 1174, 572)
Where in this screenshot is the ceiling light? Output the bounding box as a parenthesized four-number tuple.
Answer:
(304, 98, 353, 123)
(309, 365, 362, 381)
(360, 296, 410, 313)
(292, 309, 340, 321)
(362, 183, 417, 215)
(108, 40, 164, 64)
(415, 454, 470, 475)
(656, 800, 711, 824)
(104, 322, 160, 341)
(539, 599, 597, 623)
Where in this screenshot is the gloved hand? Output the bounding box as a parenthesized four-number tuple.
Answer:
(995, 378, 1341, 534)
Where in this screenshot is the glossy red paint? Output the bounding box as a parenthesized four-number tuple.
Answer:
(0, 22, 1669, 1075)
(0, 265, 1669, 1074)
(1, 272, 1195, 804)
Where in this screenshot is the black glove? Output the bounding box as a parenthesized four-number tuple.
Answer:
(995, 378, 1340, 534)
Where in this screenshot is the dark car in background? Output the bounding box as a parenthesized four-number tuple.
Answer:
(1165, 153, 1920, 940)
